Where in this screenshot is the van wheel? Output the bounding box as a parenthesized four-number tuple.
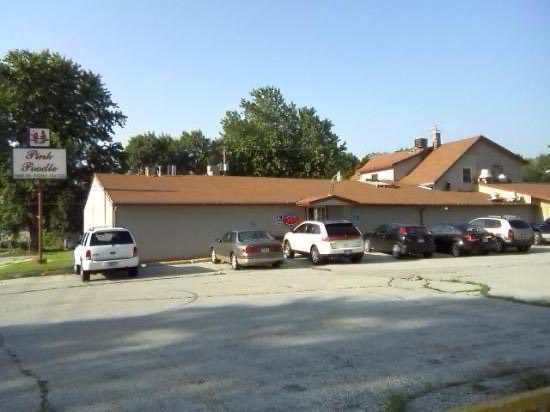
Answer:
(452, 243, 462, 257)
(310, 246, 323, 265)
(391, 244, 402, 259)
(231, 253, 240, 270)
(80, 265, 90, 282)
(128, 266, 139, 277)
(495, 238, 506, 253)
(283, 241, 295, 259)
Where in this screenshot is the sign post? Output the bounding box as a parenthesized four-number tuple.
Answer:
(11, 129, 66, 263)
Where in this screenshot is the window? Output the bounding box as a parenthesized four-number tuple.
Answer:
(229, 232, 237, 243)
(90, 230, 133, 246)
(325, 223, 360, 237)
(375, 225, 388, 234)
(462, 168, 472, 183)
(445, 182, 451, 191)
(371, 173, 378, 181)
(222, 232, 231, 242)
(238, 231, 273, 242)
(509, 220, 529, 229)
(294, 224, 309, 234)
(308, 224, 321, 234)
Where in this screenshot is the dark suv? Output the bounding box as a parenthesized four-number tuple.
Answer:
(364, 224, 435, 259)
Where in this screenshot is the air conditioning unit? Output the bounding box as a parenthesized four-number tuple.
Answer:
(497, 173, 509, 183)
(479, 169, 493, 180)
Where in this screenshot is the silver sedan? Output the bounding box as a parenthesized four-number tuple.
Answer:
(210, 230, 284, 270)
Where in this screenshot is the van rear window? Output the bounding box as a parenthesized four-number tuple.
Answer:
(90, 231, 134, 246)
(325, 223, 360, 237)
(509, 220, 530, 229)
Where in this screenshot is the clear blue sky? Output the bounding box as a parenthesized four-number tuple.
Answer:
(2, 0, 549, 157)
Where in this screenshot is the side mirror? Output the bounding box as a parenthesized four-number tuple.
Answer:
(216, 238, 221, 243)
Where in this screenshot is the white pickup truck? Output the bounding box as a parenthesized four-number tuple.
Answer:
(73, 227, 139, 282)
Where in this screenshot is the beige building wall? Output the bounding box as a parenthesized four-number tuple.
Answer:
(436, 141, 523, 191)
(83, 178, 113, 231)
(116, 204, 306, 261)
(359, 168, 394, 181)
(539, 201, 550, 220)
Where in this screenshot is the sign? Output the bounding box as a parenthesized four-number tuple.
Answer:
(29, 128, 50, 147)
(283, 215, 299, 226)
(13, 148, 67, 179)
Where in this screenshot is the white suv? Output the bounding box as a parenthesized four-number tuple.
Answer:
(283, 220, 364, 264)
(73, 227, 139, 282)
(469, 216, 534, 253)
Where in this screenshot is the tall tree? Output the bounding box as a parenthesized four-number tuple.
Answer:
(0, 49, 126, 248)
(219, 86, 357, 178)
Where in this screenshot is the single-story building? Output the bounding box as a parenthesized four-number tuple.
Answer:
(84, 173, 537, 261)
(478, 182, 550, 220)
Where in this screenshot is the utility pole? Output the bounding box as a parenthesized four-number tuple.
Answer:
(37, 180, 45, 263)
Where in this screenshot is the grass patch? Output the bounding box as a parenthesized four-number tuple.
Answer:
(0, 250, 72, 280)
(0, 248, 31, 257)
(518, 371, 549, 391)
(383, 393, 408, 412)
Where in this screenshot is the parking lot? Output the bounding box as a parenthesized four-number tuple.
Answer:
(1, 247, 550, 411)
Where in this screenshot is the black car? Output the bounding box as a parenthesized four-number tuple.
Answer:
(364, 224, 435, 259)
(429, 224, 497, 257)
(531, 219, 550, 245)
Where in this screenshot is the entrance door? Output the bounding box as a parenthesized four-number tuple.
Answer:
(307, 207, 326, 221)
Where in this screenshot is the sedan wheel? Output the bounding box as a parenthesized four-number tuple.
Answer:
(451, 243, 462, 257)
(211, 249, 220, 264)
(495, 238, 506, 253)
(534, 232, 542, 246)
(391, 244, 402, 259)
(231, 253, 240, 270)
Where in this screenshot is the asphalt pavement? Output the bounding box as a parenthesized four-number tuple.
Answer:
(1, 247, 549, 411)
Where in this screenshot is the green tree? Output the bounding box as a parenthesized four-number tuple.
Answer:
(125, 130, 211, 175)
(0, 49, 126, 249)
(523, 153, 550, 181)
(219, 86, 357, 178)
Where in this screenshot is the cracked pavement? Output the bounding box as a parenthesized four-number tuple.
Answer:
(0, 247, 549, 411)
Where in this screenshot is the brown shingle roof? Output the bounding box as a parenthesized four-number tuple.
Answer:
(94, 173, 524, 207)
(484, 183, 550, 202)
(356, 149, 427, 174)
(400, 136, 482, 185)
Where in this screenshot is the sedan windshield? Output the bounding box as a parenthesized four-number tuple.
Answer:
(237, 231, 274, 242)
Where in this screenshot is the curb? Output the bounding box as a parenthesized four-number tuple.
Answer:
(145, 257, 210, 266)
(449, 386, 550, 411)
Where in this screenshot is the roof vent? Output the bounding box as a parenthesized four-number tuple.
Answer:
(414, 138, 428, 149)
(432, 126, 441, 149)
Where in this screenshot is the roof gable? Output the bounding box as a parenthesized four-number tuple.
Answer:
(400, 136, 483, 185)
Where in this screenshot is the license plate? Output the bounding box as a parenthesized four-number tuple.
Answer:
(418, 238, 425, 243)
(344, 249, 352, 255)
(261, 248, 270, 254)
(107, 261, 117, 267)
(482, 238, 488, 243)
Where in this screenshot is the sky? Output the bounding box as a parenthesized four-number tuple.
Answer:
(1, 0, 549, 158)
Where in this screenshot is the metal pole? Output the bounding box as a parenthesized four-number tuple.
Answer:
(37, 180, 44, 263)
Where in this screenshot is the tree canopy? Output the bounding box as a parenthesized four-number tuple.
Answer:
(523, 153, 550, 182)
(0, 49, 126, 247)
(125, 130, 212, 175)
(219, 86, 358, 178)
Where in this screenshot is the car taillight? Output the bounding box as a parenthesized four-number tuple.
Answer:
(399, 227, 408, 235)
(241, 245, 257, 253)
(85, 250, 91, 260)
(133, 246, 138, 257)
(463, 233, 479, 241)
(508, 230, 514, 240)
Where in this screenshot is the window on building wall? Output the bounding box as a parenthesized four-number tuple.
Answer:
(462, 168, 472, 183)
(445, 182, 451, 191)
(371, 173, 378, 181)
(493, 164, 503, 177)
